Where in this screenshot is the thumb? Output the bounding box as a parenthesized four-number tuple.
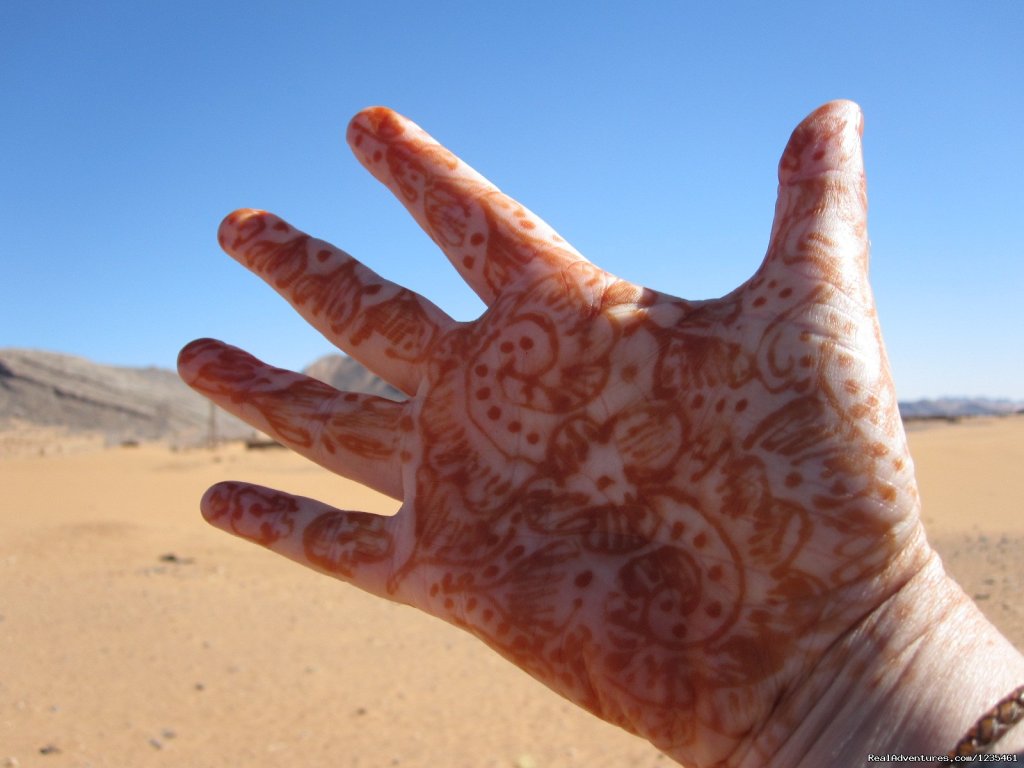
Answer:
(748, 102, 902, 431)
(759, 100, 870, 303)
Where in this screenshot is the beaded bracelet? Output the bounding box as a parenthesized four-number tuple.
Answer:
(948, 685, 1024, 758)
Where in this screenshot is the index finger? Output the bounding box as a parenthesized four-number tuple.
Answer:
(347, 107, 588, 306)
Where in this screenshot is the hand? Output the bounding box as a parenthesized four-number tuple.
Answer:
(179, 102, 932, 766)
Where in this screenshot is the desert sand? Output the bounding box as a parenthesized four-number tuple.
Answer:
(1, 416, 1022, 767)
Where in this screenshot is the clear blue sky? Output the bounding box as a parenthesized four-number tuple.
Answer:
(2, 1, 1021, 400)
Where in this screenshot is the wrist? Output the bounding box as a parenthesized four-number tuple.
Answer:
(740, 538, 1024, 767)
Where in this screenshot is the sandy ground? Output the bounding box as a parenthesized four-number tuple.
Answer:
(1, 416, 1022, 767)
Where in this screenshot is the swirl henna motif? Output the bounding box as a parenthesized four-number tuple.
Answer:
(179, 101, 930, 767)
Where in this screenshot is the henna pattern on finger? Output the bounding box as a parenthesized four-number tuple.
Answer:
(218, 209, 452, 395)
(347, 108, 589, 305)
(178, 339, 406, 499)
(202, 481, 398, 595)
(187, 101, 930, 768)
(202, 481, 300, 547)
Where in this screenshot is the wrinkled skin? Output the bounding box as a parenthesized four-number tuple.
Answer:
(179, 101, 929, 767)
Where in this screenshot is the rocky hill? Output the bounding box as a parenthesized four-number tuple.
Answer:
(0, 349, 404, 449)
(1, 348, 1020, 448)
(899, 397, 1024, 421)
(0, 348, 252, 446)
(302, 353, 402, 400)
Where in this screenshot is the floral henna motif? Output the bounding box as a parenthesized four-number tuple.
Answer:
(180, 101, 930, 767)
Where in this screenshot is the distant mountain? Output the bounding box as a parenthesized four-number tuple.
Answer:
(899, 397, 1024, 421)
(1, 348, 1019, 447)
(301, 355, 1024, 421)
(302, 354, 403, 400)
(0, 348, 253, 445)
(0, 348, 403, 447)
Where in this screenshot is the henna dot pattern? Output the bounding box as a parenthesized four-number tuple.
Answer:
(181, 101, 929, 768)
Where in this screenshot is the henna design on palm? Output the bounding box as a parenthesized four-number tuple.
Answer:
(179, 101, 930, 767)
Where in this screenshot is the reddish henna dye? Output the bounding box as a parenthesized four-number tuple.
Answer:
(180, 101, 927, 767)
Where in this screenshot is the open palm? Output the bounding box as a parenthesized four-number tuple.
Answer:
(179, 101, 929, 767)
